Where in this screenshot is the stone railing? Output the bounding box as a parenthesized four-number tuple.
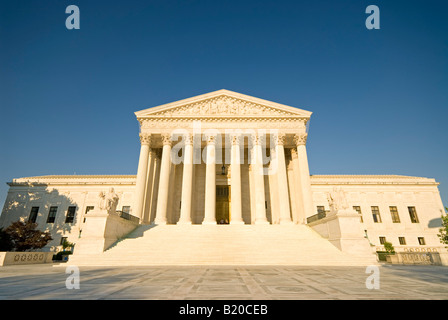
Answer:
(116, 210, 140, 224)
(306, 211, 328, 224)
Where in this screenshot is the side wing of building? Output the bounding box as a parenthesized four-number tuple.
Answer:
(0, 175, 136, 251)
(310, 175, 446, 250)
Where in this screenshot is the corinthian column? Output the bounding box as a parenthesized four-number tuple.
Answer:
(251, 133, 269, 224)
(203, 133, 217, 224)
(154, 133, 172, 225)
(294, 133, 314, 221)
(274, 133, 292, 224)
(290, 148, 306, 224)
(230, 134, 243, 224)
(178, 134, 193, 224)
(134, 133, 152, 221)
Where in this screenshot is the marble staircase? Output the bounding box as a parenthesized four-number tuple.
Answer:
(68, 224, 378, 266)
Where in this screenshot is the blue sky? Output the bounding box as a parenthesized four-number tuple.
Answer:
(0, 0, 447, 209)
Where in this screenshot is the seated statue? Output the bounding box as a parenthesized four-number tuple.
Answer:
(327, 187, 349, 213)
(105, 188, 119, 215)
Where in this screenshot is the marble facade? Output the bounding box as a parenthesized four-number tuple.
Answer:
(0, 90, 446, 261)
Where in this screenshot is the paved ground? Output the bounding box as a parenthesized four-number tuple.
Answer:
(0, 264, 447, 300)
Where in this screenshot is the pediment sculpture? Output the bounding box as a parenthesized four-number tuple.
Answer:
(146, 96, 300, 117)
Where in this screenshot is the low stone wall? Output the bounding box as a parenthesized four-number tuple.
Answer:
(386, 252, 445, 266)
(0, 251, 54, 266)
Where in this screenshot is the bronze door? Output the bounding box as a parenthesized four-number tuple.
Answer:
(216, 186, 230, 224)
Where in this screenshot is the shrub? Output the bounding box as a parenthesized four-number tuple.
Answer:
(383, 241, 395, 254)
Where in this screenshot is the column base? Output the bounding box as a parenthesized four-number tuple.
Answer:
(230, 220, 245, 225)
(202, 221, 217, 225)
(152, 220, 167, 226)
(279, 219, 293, 225)
(177, 221, 192, 225)
(254, 220, 270, 225)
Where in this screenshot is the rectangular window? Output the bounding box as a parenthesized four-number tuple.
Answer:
(29, 207, 39, 223)
(408, 207, 419, 223)
(65, 206, 76, 223)
(353, 206, 363, 223)
(371, 206, 382, 223)
(399, 237, 406, 245)
(389, 206, 400, 223)
(83, 206, 94, 223)
(418, 237, 426, 245)
(379, 236, 386, 245)
(122, 206, 131, 214)
(47, 206, 58, 223)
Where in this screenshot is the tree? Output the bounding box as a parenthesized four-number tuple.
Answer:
(438, 207, 448, 248)
(4, 220, 53, 252)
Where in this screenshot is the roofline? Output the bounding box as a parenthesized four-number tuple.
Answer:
(134, 89, 312, 118)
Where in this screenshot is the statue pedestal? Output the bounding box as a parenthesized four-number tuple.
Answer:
(327, 209, 372, 256)
(73, 209, 139, 255)
(308, 208, 374, 257)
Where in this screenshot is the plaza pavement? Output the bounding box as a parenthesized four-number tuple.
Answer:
(0, 264, 447, 300)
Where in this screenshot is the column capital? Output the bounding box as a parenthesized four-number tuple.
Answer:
(230, 133, 242, 146)
(139, 133, 152, 146)
(293, 133, 308, 146)
(183, 133, 194, 145)
(273, 132, 286, 146)
(250, 133, 266, 146)
(161, 133, 172, 146)
(204, 133, 217, 145)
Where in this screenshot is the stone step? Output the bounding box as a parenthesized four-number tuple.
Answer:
(69, 224, 378, 266)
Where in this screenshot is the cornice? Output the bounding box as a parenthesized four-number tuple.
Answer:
(8, 175, 137, 187)
(310, 175, 439, 186)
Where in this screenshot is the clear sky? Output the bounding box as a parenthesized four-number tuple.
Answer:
(0, 0, 447, 209)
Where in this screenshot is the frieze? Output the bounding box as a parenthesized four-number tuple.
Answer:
(140, 118, 307, 130)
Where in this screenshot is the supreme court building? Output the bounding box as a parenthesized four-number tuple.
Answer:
(1, 90, 446, 266)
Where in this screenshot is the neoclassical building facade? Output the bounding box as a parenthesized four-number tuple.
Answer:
(132, 90, 314, 227)
(0, 90, 446, 265)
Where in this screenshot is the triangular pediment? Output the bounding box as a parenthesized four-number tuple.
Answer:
(135, 90, 312, 119)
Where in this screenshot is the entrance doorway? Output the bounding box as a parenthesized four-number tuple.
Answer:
(216, 185, 230, 224)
